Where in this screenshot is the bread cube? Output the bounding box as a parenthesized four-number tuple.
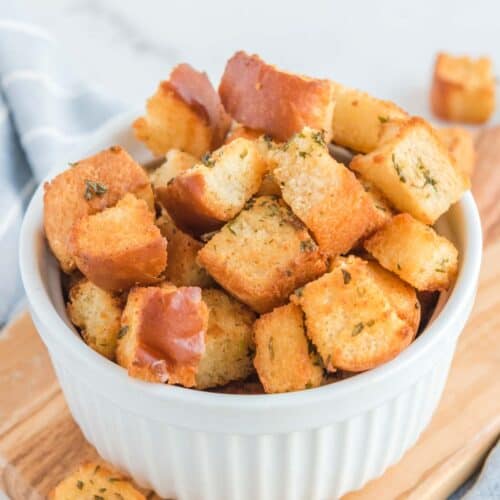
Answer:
(67, 279, 123, 360)
(44, 146, 153, 273)
(49, 462, 145, 500)
(437, 127, 475, 178)
(254, 303, 323, 393)
(160, 137, 267, 234)
(364, 213, 458, 291)
(133, 63, 231, 156)
(196, 289, 256, 389)
(70, 194, 167, 291)
(273, 127, 377, 256)
(224, 124, 264, 143)
(150, 149, 198, 191)
(331, 83, 408, 153)
(295, 255, 413, 372)
(431, 53, 495, 124)
(156, 211, 213, 287)
(197, 196, 327, 313)
(219, 51, 335, 141)
(350, 117, 469, 224)
(117, 285, 208, 386)
(366, 261, 420, 334)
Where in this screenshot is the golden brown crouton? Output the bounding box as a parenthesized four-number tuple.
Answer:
(117, 285, 208, 387)
(70, 194, 167, 291)
(350, 117, 469, 224)
(133, 63, 231, 157)
(273, 127, 377, 256)
(67, 279, 123, 360)
(331, 83, 408, 153)
(364, 213, 459, 291)
(197, 196, 327, 313)
(431, 53, 495, 124)
(196, 289, 256, 389)
(49, 462, 145, 500)
(253, 303, 323, 393)
(156, 210, 213, 287)
(437, 127, 476, 178)
(224, 124, 264, 143)
(366, 261, 420, 334)
(44, 146, 153, 273)
(150, 149, 198, 190)
(159, 138, 267, 234)
(219, 51, 335, 141)
(295, 255, 413, 372)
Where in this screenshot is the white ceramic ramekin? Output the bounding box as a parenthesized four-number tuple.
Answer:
(20, 112, 482, 500)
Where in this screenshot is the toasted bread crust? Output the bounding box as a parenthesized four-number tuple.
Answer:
(219, 51, 335, 141)
(49, 462, 145, 500)
(70, 194, 167, 291)
(254, 303, 323, 393)
(296, 256, 414, 372)
(43, 146, 153, 273)
(197, 196, 327, 313)
(160, 138, 267, 235)
(117, 286, 208, 387)
(431, 53, 495, 124)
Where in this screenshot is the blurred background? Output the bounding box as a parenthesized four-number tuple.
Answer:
(18, 0, 500, 123)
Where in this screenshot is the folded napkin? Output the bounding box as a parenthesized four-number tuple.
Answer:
(0, 4, 497, 499)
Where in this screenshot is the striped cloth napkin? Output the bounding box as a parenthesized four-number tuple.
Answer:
(0, 4, 498, 500)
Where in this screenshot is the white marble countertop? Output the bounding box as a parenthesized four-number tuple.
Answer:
(17, 0, 500, 124)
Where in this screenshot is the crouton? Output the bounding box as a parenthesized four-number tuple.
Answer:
(431, 53, 495, 124)
(437, 127, 476, 178)
(197, 196, 327, 313)
(70, 194, 167, 291)
(224, 124, 264, 144)
(67, 279, 123, 360)
(254, 303, 323, 393)
(49, 462, 144, 500)
(331, 83, 408, 152)
(116, 285, 208, 386)
(156, 210, 213, 287)
(196, 289, 256, 389)
(219, 51, 335, 141)
(159, 137, 267, 234)
(366, 261, 420, 333)
(295, 255, 414, 372)
(350, 117, 469, 224)
(150, 149, 198, 192)
(44, 146, 153, 273)
(133, 63, 231, 157)
(273, 127, 376, 256)
(364, 213, 458, 291)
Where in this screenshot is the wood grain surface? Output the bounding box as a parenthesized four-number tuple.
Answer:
(0, 128, 499, 500)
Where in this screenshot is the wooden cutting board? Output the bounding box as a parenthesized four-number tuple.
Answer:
(1, 128, 500, 500)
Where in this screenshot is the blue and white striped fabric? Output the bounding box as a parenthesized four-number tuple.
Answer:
(0, 5, 124, 325)
(0, 5, 498, 500)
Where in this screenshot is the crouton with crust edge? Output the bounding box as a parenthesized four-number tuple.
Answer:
(350, 117, 469, 224)
(197, 196, 327, 314)
(43, 146, 153, 273)
(364, 213, 458, 291)
(67, 278, 124, 360)
(196, 288, 256, 389)
(70, 194, 167, 291)
(133, 63, 231, 157)
(273, 127, 377, 256)
(219, 51, 335, 142)
(254, 303, 323, 393)
(331, 82, 408, 153)
(116, 285, 208, 387)
(160, 137, 267, 235)
(295, 255, 413, 372)
(150, 149, 198, 193)
(431, 53, 495, 124)
(49, 462, 145, 500)
(437, 126, 476, 179)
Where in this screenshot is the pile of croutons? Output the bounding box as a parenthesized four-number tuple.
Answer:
(44, 51, 472, 394)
